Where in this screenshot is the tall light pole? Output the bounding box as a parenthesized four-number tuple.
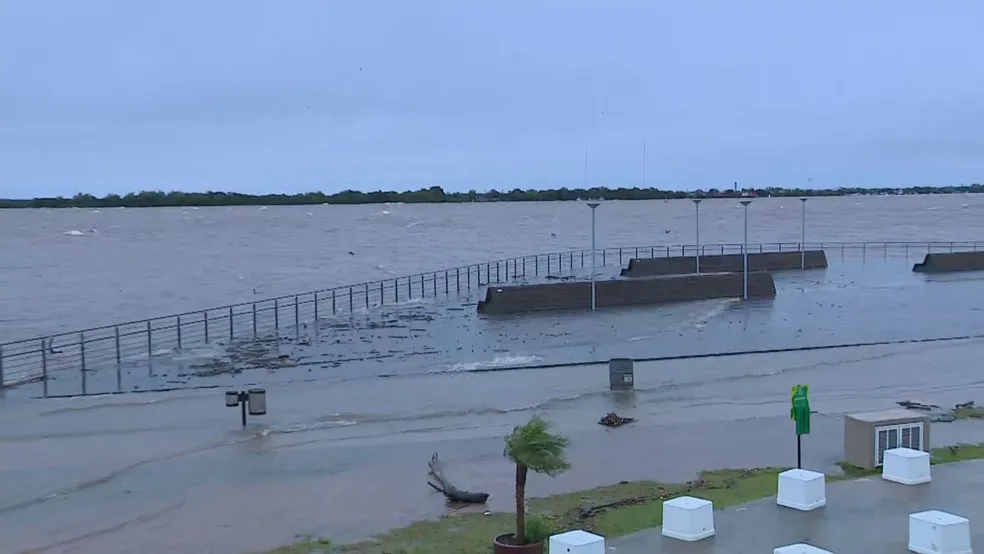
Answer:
(587, 202, 600, 311)
(643, 141, 647, 188)
(692, 199, 702, 273)
(799, 197, 808, 269)
(740, 200, 752, 300)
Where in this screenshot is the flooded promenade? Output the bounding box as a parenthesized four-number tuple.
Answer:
(3, 196, 984, 552)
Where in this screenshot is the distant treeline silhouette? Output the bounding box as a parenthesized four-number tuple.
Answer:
(2, 184, 982, 209)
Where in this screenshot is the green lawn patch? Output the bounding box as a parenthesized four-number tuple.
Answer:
(263, 443, 984, 554)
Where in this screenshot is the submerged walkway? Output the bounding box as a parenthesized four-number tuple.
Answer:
(610, 460, 984, 553)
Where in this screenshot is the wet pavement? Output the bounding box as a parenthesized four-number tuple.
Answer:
(6, 337, 984, 553)
(610, 460, 984, 554)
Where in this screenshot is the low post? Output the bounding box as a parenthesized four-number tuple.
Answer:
(80, 331, 87, 394)
(0, 345, 4, 391)
(225, 388, 267, 427)
(609, 358, 634, 390)
(40, 339, 48, 397)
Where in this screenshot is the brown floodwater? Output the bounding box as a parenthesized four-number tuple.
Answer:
(5, 337, 984, 553)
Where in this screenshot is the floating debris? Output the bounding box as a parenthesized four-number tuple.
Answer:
(599, 412, 636, 428)
(897, 400, 984, 423)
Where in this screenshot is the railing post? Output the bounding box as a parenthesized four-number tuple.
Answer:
(349, 286, 354, 312)
(274, 298, 280, 329)
(602, 250, 606, 266)
(379, 282, 384, 305)
(433, 273, 437, 296)
(466, 267, 471, 290)
(496, 262, 501, 283)
(252, 302, 258, 336)
(534, 256, 538, 275)
(547, 255, 551, 275)
(40, 339, 48, 397)
(115, 326, 122, 392)
(314, 293, 320, 320)
(522, 257, 526, 277)
(332, 289, 337, 314)
(176, 315, 182, 349)
(228, 306, 234, 339)
(80, 331, 87, 395)
(407, 276, 412, 299)
(146, 320, 153, 358)
(364, 284, 369, 309)
(295, 295, 301, 329)
(619, 249, 623, 264)
(204, 310, 210, 343)
(420, 274, 424, 297)
(0, 345, 4, 391)
(445, 270, 449, 294)
(456, 268, 461, 291)
(396, 279, 400, 302)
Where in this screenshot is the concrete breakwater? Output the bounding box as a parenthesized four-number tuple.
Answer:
(913, 251, 984, 273)
(476, 271, 776, 314)
(620, 250, 828, 277)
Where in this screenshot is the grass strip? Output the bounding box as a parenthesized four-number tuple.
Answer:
(266, 442, 984, 554)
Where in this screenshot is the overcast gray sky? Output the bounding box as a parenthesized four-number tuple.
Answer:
(2, 1, 983, 197)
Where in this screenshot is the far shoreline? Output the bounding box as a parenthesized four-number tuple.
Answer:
(1, 184, 982, 209)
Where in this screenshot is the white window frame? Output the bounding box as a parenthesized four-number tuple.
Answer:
(874, 422, 924, 467)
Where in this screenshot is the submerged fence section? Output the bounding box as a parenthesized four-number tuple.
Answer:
(1, 240, 981, 396)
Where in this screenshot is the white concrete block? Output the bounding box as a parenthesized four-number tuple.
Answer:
(883, 447, 932, 485)
(661, 496, 715, 542)
(908, 510, 971, 554)
(776, 469, 827, 511)
(548, 530, 605, 554)
(774, 544, 835, 554)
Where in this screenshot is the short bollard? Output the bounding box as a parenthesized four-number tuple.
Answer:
(225, 388, 267, 426)
(609, 358, 634, 391)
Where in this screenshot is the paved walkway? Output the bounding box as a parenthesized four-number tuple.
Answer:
(609, 460, 984, 554)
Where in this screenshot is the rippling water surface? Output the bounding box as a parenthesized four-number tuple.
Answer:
(1, 194, 983, 340)
(3, 195, 984, 553)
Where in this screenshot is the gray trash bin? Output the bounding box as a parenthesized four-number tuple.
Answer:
(609, 358, 634, 390)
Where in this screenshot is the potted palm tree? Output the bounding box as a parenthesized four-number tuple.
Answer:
(493, 415, 570, 553)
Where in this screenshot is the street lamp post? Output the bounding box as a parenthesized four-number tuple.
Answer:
(692, 199, 702, 273)
(799, 197, 808, 269)
(740, 200, 752, 300)
(587, 202, 601, 311)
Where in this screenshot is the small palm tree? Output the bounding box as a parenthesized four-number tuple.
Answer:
(504, 415, 570, 544)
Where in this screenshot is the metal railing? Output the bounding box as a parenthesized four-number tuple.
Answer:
(1, 239, 980, 396)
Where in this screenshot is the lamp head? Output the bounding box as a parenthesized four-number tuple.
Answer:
(739, 200, 752, 206)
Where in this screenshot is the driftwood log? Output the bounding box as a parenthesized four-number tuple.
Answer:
(427, 453, 490, 504)
(599, 413, 636, 428)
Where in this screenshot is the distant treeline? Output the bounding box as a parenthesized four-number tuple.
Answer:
(2, 184, 983, 209)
